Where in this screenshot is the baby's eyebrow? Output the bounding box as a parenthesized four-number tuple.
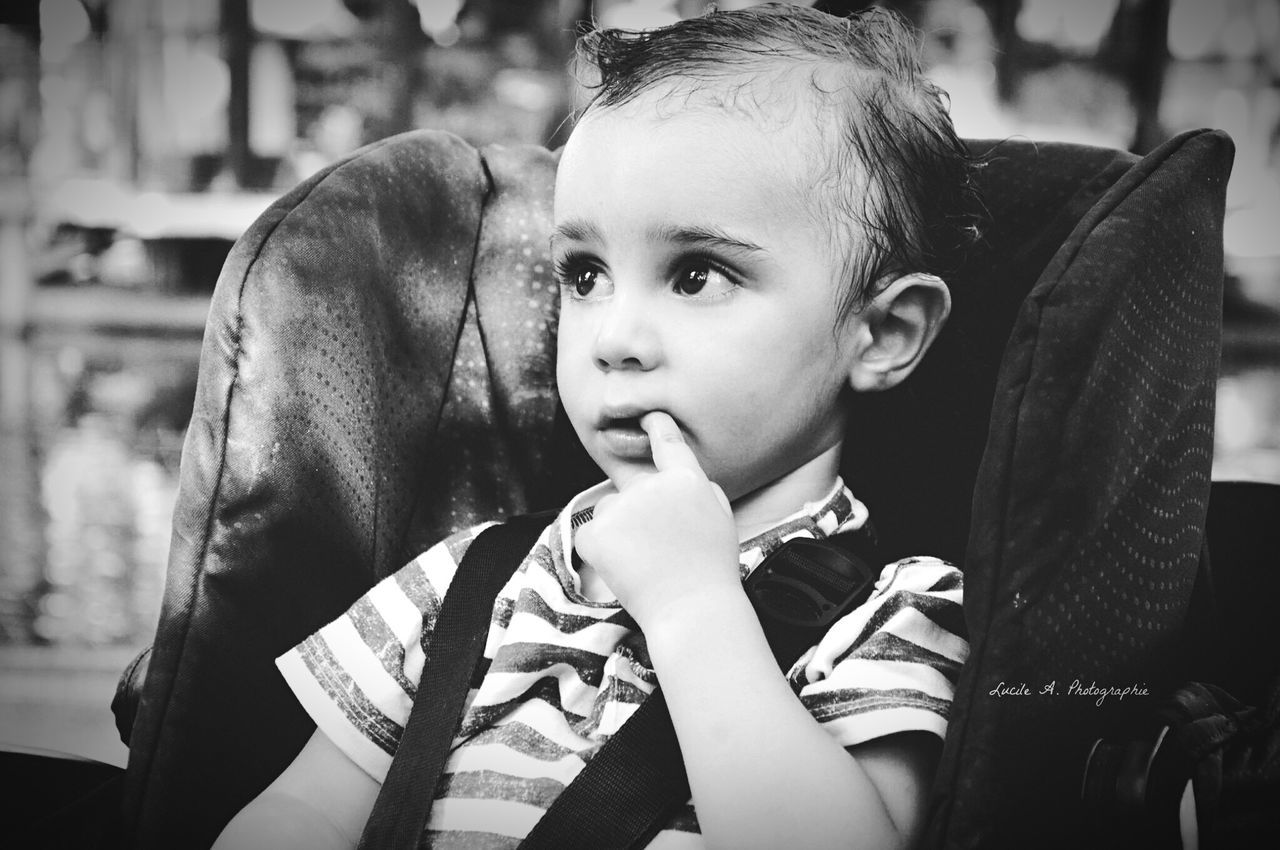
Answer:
(649, 224, 766, 255)
(551, 219, 600, 247)
(549, 220, 766, 256)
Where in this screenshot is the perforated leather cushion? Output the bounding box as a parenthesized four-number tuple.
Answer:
(925, 129, 1233, 848)
(119, 133, 574, 849)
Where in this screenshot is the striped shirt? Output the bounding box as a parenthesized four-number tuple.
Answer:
(277, 479, 966, 848)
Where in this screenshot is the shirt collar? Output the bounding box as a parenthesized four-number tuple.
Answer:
(556, 478, 870, 584)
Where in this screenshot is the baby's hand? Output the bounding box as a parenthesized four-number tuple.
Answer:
(576, 412, 740, 633)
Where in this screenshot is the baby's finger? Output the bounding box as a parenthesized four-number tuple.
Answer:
(709, 482, 732, 517)
(590, 491, 619, 520)
(641, 411, 704, 475)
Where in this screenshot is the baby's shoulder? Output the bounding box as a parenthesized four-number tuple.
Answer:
(870, 555, 962, 600)
(395, 520, 502, 598)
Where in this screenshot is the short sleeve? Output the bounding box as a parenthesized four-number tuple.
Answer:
(790, 556, 967, 747)
(275, 523, 493, 781)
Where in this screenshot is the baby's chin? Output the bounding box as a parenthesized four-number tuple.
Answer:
(601, 461, 656, 493)
(602, 460, 745, 503)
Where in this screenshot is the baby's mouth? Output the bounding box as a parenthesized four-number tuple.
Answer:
(597, 412, 656, 459)
(601, 415, 644, 433)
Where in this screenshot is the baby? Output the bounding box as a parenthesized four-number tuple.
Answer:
(215, 4, 978, 848)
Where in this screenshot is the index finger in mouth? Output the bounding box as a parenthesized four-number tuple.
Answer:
(639, 411, 704, 475)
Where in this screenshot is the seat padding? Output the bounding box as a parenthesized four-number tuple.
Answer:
(927, 129, 1233, 848)
(117, 128, 1232, 849)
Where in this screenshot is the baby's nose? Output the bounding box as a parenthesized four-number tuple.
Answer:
(592, 296, 660, 371)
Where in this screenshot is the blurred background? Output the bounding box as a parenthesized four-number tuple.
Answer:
(0, 0, 1277, 767)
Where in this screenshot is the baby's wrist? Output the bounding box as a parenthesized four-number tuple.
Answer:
(642, 585, 760, 668)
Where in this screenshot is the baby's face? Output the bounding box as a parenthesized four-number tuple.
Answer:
(553, 93, 860, 501)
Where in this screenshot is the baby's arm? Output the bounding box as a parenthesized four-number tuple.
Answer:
(211, 729, 378, 850)
(644, 593, 935, 850)
(577, 412, 932, 850)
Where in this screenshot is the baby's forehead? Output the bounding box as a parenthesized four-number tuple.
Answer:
(581, 80, 852, 215)
(581, 75, 839, 179)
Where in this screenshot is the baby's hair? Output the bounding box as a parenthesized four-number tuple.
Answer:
(574, 2, 984, 315)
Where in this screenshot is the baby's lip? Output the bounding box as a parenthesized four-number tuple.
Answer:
(595, 408, 660, 461)
(595, 406, 654, 430)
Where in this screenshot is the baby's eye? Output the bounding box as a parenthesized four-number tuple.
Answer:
(673, 262, 736, 298)
(569, 268, 598, 298)
(555, 260, 613, 301)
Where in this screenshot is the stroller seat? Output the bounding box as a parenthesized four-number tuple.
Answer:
(111, 126, 1238, 849)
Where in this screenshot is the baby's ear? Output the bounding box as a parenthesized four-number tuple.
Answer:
(845, 273, 951, 392)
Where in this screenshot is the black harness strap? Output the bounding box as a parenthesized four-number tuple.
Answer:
(357, 512, 552, 850)
(520, 688, 686, 850)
